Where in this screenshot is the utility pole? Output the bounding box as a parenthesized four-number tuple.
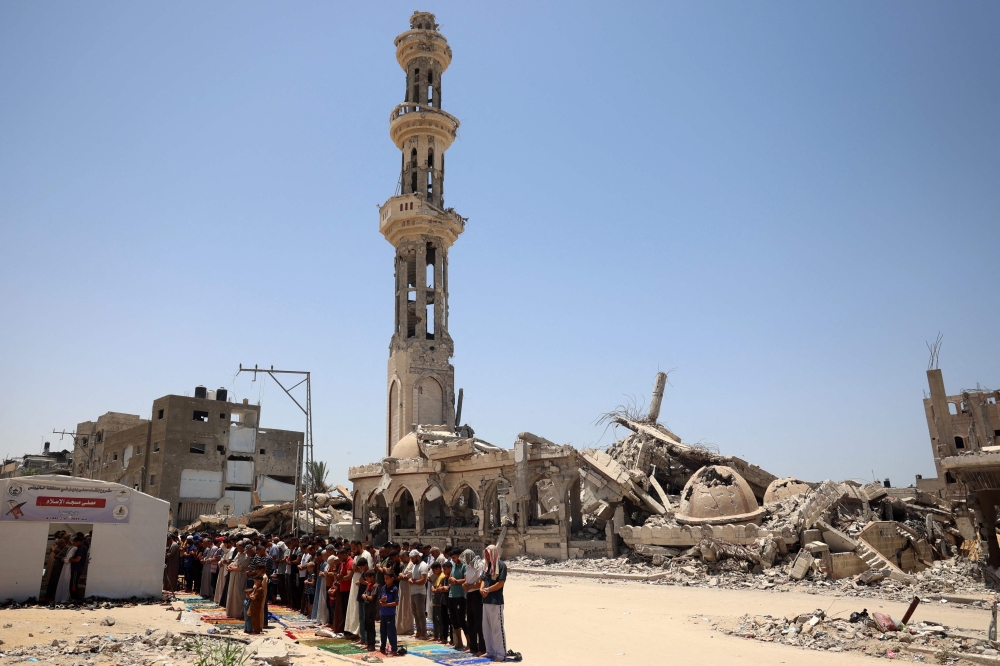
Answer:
(237, 364, 315, 535)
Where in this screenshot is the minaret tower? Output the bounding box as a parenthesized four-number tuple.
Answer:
(381, 12, 465, 456)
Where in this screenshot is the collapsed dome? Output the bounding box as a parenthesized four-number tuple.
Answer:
(389, 432, 423, 459)
(763, 477, 812, 504)
(676, 465, 765, 525)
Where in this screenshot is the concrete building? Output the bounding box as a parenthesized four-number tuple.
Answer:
(72, 387, 302, 527)
(0, 442, 73, 479)
(380, 11, 466, 455)
(920, 368, 1000, 498)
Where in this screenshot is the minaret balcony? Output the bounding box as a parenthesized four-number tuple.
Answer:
(379, 193, 465, 247)
(389, 103, 460, 150)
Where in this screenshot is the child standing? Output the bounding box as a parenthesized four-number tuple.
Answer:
(437, 561, 454, 644)
(378, 571, 399, 655)
(430, 562, 445, 641)
(361, 570, 378, 652)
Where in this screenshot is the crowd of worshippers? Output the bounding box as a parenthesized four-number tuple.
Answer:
(40, 530, 91, 605)
(164, 534, 512, 662)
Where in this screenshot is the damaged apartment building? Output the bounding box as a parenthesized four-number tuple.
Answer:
(72, 385, 303, 527)
(919, 364, 1000, 566)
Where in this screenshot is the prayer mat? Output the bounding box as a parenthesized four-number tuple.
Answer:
(317, 642, 370, 656)
(298, 638, 347, 647)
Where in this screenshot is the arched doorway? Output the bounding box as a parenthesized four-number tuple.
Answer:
(369, 491, 389, 545)
(422, 487, 449, 530)
(451, 485, 480, 528)
(529, 476, 560, 526)
(394, 488, 416, 530)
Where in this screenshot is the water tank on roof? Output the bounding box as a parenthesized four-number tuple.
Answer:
(216, 388, 228, 401)
(207, 389, 216, 401)
(194, 385, 207, 399)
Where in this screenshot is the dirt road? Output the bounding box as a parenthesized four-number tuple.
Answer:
(0, 573, 989, 665)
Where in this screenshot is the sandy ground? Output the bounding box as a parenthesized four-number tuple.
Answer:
(0, 573, 991, 665)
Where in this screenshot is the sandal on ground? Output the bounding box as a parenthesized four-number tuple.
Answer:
(506, 649, 523, 662)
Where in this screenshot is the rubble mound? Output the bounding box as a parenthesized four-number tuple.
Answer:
(676, 465, 764, 525)
(763, 477, 811, 503)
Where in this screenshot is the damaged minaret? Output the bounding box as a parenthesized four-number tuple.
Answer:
(380, 12, 465, 455)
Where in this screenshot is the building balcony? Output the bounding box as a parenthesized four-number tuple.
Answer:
(389, 103, 460, 150)
(379, 193, 465, 247)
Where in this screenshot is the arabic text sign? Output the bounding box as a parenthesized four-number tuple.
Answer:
(2, 482, 130, 523)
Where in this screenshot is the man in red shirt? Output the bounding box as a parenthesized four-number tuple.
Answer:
(333, 548, 354, 634)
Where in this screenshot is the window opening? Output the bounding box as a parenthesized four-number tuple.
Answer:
(220, 413, 226, 419)
(410, 148, 418, 193)
(149, 474, 157, 485)
(153, 442, 160, 452)
(157, 409, 164, 420)
(260, 449, 266, 455)
(190, 442, 206, 454)
(949, 403, 959, 415)
(426, 304, 435, 340)
(193, 411, 209, 422)
(955, 436, 965, 449)
(427, 149, 434, 197)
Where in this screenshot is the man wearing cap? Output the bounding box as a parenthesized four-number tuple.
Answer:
(407, 549, 429, 638)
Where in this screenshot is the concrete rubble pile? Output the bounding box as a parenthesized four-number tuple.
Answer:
(181, 486, 354, 537)
(516, 372, 989, 594)
(0, 629, 294, 666)
(718, 604, 1000, 662)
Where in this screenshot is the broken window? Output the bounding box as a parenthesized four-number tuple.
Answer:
(112, 453, 118, 461)
(945, 472, 956, 484)
(955, 436, 965, 449)
(949, 403, 959, 415)
(259, 449, 266, 455)
(220, 413, 226, 419)
(153, 442, 160, 452)
(157, 409, 164, 420)
(136, 445, 143, 455)
(190, 442, 206, 454)
(193, 411, 209, 422)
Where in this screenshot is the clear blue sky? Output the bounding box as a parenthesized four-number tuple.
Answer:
(2, 2, 998, 486)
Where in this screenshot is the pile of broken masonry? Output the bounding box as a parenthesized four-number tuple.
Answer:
(0, 630, 293, 666)
(554, 371, 998, 602)
(180, 486, 353, 538)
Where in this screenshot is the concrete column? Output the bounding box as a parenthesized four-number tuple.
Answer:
(414, 503, 424, 536)
(387, 502, 396, 541)
(968, 392, 991, 450)
(927, 370, 957, 457)
(433, 243, 444, 337)
(442, 252, 449, 331)
(416, 243, 427, 338)
(396, 254, 407, 338)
